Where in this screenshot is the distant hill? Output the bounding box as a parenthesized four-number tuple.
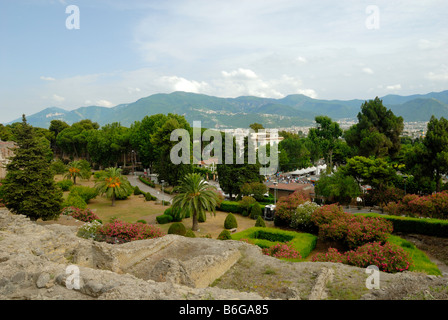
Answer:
(8, 90, 448, 129)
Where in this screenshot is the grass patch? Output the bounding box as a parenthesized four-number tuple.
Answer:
(231, 227, 317, 260)
(387, 235, 441, 275)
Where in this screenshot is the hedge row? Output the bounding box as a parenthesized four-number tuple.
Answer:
(355, 213, 448, 238)
(231, 227, 317, 259)
(219, 200, 266, 214)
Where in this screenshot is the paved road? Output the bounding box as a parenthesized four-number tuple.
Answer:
(127, 174, 173, 204)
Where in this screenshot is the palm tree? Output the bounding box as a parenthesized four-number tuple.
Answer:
(64, 160, 91, 185)
(94, 167, 133, 206)
(172, 173, 219, 231)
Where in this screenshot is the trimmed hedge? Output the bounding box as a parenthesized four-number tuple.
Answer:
(224, 213, 238, 229)
(168, 222, 187, 236)
(219, 201, 242, 213)
(218, 229, 232, 240)
(139, 176, 155, 188)
(232, 227, 317, 260)
(156, 214, 173, 224)
(355, 213, 448, 238)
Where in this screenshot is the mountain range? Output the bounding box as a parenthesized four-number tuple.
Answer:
(8, 90, 448, 129)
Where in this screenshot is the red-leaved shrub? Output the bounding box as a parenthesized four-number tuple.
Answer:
(96, 220, 165, 244)
(311, 204, 393, 248)
(61, 206, 99, 223)
(274, 191, 309, 226)
(312, 242, 412, 273)
(262, 242, 302, 260)
(346, 242, 412, 273)
(311, 247, 347, 263)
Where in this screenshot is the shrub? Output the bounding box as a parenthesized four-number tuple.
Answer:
(96, 220, 165, 244)
(185, 229, 196, 238)
(310, 203, 348, 226)
(274, 191, 309, 226)
(134, 186, 143, 196)
(239, 196, 256, 216)
(217, 229, 232, 240)
(290, 201, 320, 232)
(139, 176, 155, 188)
(62, 193, 87, 209)
(250, 202, 262, 220)
(156, 214, 173, 224)
(144, 192, 157, 201)
(262, 242, 302, 260)
(50, 159, 68, 175)
(168, 222, 187, 236)
(346, 242, 412, 273)
(136, 219, 147, 224)
(165, 206, 184, 222)
(255, 216, 266, 228)
(76, 220, 103, 239)
(69, 207, 99, 223)
(311, 248, 348, 263)
(220, 200, 243, 214)
(56, 179, 74, 191)
(93, 170, 106, 180)
(70, 186, 98, 203)
(355, 213, 448, 238)
(224, 213, 238, 229)
(312, 204, 393, 249)
(60, 206, 79, 216)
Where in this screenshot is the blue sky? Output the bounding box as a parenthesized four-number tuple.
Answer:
(1, 0, 448, 124)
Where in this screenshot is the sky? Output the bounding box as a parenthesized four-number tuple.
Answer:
(1, 0, 448, 124)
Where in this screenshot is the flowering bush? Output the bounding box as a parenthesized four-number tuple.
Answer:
(61, 206, 99, 223)
(274, 191, 309, 226)
(345, 216, 393, 249)
(346, 242, 412, 273)
(311, 248, 347, 263)
(262, 242, 302, 260)
(310, 204, 348, 226)
(311, 204, 393, 248)
(383, 192, 448, 219)
(312, 242, 412, 273)
(77, 220, 103, 239)
(290, 201, 320, 232)
(96, 220, 165, 244)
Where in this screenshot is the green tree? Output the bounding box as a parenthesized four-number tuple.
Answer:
(171, 173, 219, 231)
(308, 116, 343, 173)
(314, 171, 361, 205)
(217, 135, 263, 200)
(249, 123, 264, 132)
(2, 115, 62, 221)
(410, 116, 448, 192)
(278, 134, 312, 171)
(340, 156, 397, 206)
(345, 97, 404, 158)
(56, 120, 99, 159)
(65, 160, 91, 185)
(94, 167, 134, 206)
(151, 115, 193, 186)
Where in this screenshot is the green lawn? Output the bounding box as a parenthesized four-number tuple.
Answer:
(387, 235, 441, 275)
(231, 227, 318, 261)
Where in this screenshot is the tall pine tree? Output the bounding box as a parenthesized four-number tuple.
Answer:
(2, 115, 62, 221)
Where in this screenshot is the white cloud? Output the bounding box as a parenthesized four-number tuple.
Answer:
(296, 56, 308, 63)
(362, 67, 374, 75)
(297, 89, 318, 99)
(386, 84, 402, 90)
(221, 68, 258, 80)
(160, 76, 209, 93)
(418, 39, 442, 50)
(40, 76, 56, 81)
(96, 100, 114, 107)
(52, 94, 65, 102)
(425, 66, 448, 81)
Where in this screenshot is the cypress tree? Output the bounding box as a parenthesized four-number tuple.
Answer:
(2, 115, 63, 221)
